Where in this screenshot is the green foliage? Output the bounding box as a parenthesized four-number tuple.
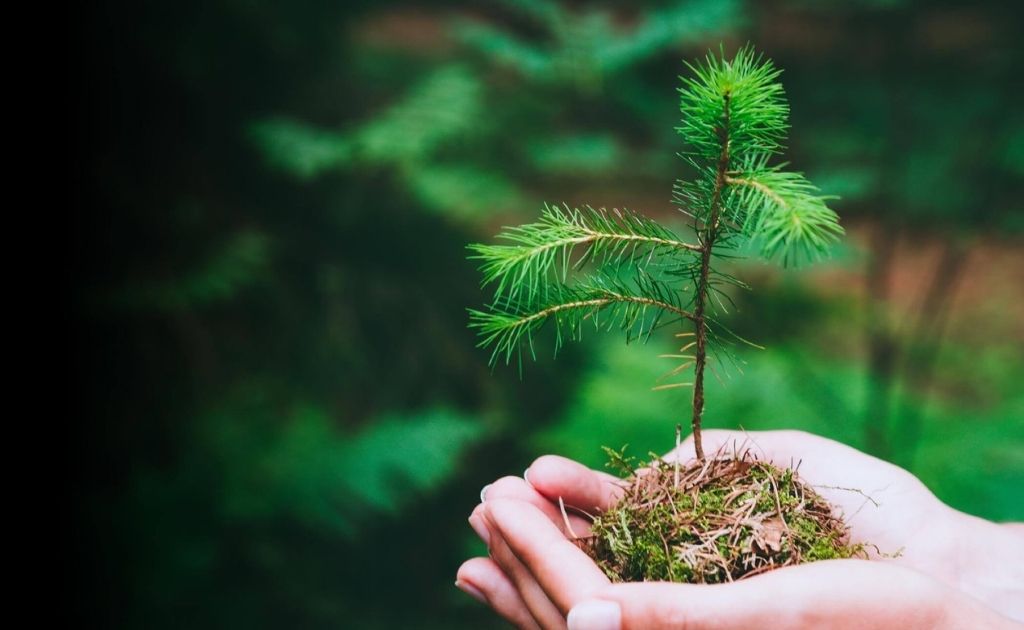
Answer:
(677, 47, 788, 159)
(724, 164, 843, 261)
(528, 133, 621, 174)
(536, 337, 865, 467)
(252, 65, 523, 218)
(113, 230, 271, 310)
(251, 119, 351, 180)
(470, 48, 841, 373)
(469, 203, 701, 365)
(1005, 123, 1024, 175)
(404, 164, 523, 221)
(470, 203, 697, 303)
(254, 65, 482, 175)
(675, 48, 841, 264)
(255, 1, 744, 227)
(792, 68, 1021, 232)
(207, 399, 485, 535)
(456, 0, 740, 87)
(77, 0, 1023, 625)
(471, 272, 694, 366)
(111, 389, 490, 628)
(537, 336, 1024, 521)
(451, 0, 743, 189)
(355, 65, 483, 163)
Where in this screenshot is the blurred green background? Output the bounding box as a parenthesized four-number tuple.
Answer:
(71, 0, 1023, 627)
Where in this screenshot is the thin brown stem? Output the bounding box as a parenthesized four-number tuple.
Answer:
(691, 93, 731, 462)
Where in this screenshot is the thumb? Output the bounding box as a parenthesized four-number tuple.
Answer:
(567, 580, 795, 630)
(566, 583, 710, 630)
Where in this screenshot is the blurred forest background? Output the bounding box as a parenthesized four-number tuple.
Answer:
(71, 0, 1023, 627)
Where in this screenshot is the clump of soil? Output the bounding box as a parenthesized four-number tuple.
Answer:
(575, 447, 866, 584)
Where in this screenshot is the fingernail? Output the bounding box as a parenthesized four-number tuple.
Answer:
(455, 579, 487, 605)
(523, 467, 532, 486)
(468, 514, 490, 546)
(567, 600, 621, 630)
(480, 484, 491, 502)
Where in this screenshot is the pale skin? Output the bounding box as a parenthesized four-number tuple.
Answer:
(456, 430, 1024, 630)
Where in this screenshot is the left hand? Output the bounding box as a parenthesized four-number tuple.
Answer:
(457, 468, 614, 629)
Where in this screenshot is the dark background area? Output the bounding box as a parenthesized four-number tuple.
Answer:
(71, 1, 1022, 627)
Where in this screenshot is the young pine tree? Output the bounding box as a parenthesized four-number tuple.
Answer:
(469, 47, 842, 462)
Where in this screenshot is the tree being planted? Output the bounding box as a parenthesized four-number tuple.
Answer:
(469, 47, 867, 583)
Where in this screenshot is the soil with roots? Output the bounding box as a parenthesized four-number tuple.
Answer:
(574, 446, 867, 584)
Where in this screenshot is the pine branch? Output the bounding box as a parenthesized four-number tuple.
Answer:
(454, 20, 549, 79)
(253, 65, 483, 177)
(726, 167, 844, 264)
(677, 46, 788, 161)
(356, 65, 482, 164)
(469, 203, 700, 303)
(250, 119, 351, 179)
(456, 0, 737, 84)
(470, 276, 695, 367)
(599, 0, 740, 74)
(405, 164, 525, 219)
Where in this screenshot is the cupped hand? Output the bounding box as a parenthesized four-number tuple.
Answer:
(457, 430, 1024, 629)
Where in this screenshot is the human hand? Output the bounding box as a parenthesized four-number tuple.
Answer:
(457, 430, 1024, 628)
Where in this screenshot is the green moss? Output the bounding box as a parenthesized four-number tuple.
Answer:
(584, 453, 868, 584)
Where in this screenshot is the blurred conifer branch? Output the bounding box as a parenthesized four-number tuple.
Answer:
(111, 230, 270, 310)
(251, 65, 524, 219)
(203, 399, 484, 536)
(455, 0, 740, 88)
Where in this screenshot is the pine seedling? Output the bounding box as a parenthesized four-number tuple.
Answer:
(469, 46, 842, 461)
(468, 47, 864, 583)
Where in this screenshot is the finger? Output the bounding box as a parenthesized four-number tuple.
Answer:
(525, 455, 626, 515)
(457, 557, 541, 630)
(485, 499, 610, 615)
(567, 560, 949, 630)
(485, 475, 592, 537)
(485, 509, 568, 629)
(472, 500, 575, 627)
(569, 580, 760, 630)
